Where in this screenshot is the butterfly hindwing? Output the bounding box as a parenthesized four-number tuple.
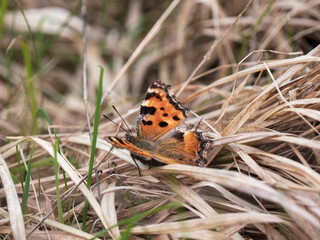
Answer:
(150, 129, 211, 166)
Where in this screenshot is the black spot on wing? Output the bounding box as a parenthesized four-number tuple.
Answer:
(142, 120, 153, 126)
(130, 152, 165, 167)
(144, 92, 162, 101)
(140, 106, 156, 115)
(149, 158, 166, 166)
(162, 113, 168, 117)
(108, 137, 126, 145)
(117, 138, 125, 145)
(160, 107, 165, 111)
(172, 115, 180, 121)
(159, 121, 168, 127)
(173, 132, 184, 140)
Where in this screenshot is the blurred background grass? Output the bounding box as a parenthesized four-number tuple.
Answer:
(1, 0, 319, 139)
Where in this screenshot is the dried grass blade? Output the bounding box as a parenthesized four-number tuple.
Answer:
(0, 154, 26, 240)
(130, 212, 285, 235)
(171, 230, 228, 240)
(240, 145, 320, 186)
(210, 131, 287, 146)
(156, 174, 216, 217)
(273, 136, 320, 150)
(28, 215, 96, 239)
(283, 108, 320, 122)
(101, 181, 120, 239)
(254, 98, 320, 125)
(230, 143, 274, 182)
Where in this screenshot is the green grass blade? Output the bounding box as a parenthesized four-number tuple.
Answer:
(10, 172, 19, 184)
(31, 107, 53, 137)
(285, 17, 295, 52)
(20, 37, 38, 134)
(36, 107, 53, 125)
(82, 66, 104, 231)
(54, 139, 64, 223)
(10, 157, 52, 174)
(20, 37, 33, 78)
(16, 1, 40, 71)
(16, 144, 24, 189)
(37, 164, 41, 206)
(21, 143, 35, 214)
(15, 138, 32, 189)
(237, 0, 276, 60)
(0, 0, 8, 43)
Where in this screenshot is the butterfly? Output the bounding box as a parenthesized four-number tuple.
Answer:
(107, 80, 212, 172)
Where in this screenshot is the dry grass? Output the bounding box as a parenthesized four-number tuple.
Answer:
(1, 0, 320, 239)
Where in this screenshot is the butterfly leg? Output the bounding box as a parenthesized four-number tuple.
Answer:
(130, 153, 142, 176)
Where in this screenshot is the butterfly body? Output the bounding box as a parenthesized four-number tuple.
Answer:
(107, 80, 212, 168)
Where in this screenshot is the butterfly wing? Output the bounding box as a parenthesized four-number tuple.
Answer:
(137, 80, 189, 141)
(107, 136, 166, 167)
(107, 136, 153, 160)
(107, 130, 212, 167)
(150, 129, 212, 166)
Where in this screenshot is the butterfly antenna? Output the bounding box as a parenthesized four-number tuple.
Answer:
(194, 118, 203, 132)
(112, 105, 133, 137)
(103, 114, 132, 136)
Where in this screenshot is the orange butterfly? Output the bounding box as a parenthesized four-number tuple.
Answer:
(107, 80, 212, 171)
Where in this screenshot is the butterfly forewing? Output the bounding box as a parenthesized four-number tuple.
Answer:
(137, 80, 189, 140)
